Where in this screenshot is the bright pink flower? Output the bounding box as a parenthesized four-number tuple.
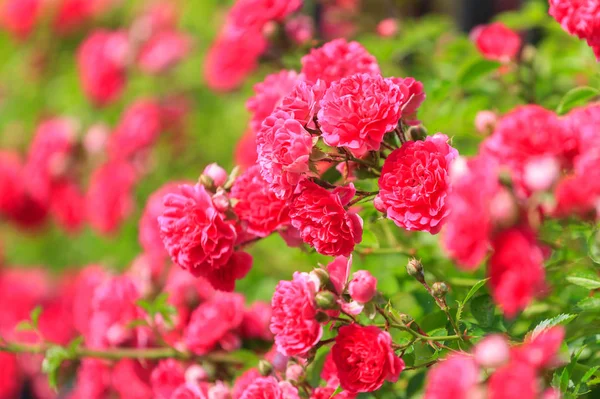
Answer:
(320, 353, 340, 386)
(231, 164, 290, 237)
(318, 73, 405, 157)
(489, 228, 546, 318)
(0, 151, 31, 221)
(247, 70, 299, 133)
(235, 129, 258, 170)
(423, 354, 479, 399)
(285, 16, 314, 45)
(301, 39, 380, 86)
(332, 324, 404, 393)
(171, 384, 208, 399)
(442, 156, 500, 269)
(112, 359, 153, 399)
(72, 266, 107, 336)
(377, 134, 457, 234)
(239, 376, 299, 399)
(241, 301, 272, 340)
(475, 110, 498, 135)
(151, 359, 186, 399)
(233, 369, 261, 399)
(184, 292, 245, 355)
(228, 0, 302, 29)
(256, 110, 313, 200)
(86, 161, 138, 235)
(549, 0, 600, 60)
(0, 353, 21, 399)
(289, 180, 363, 256)
(163, 267, 215, 309)
(565, 103, 600, 159)
(270, 272, 322, 357)
(0, 0, 41, 39)
(53, 0, 119, 35)
(71, 359, 112, 399)
(87, 275, 146, 348)
(205, 29, 267, 92)
(481, 105, 568, 196)
(515, 327, 565, 369)
(488, 361, 538, 399)
(310, 386, 353, 399)
(470, 22, 522, 62)
(326, 255, 352, 296)
(108, 99, 163, 160)
(474, 335, 510, 368)
(554, 151, 600, 218)
(377, 18, 399, 37)
(137, 30, 191, 74)
(523, 156, 561, 192)
(348, 270, 377, 304)
(49, 180, 86, 232)
(77, 30, 129, 106)
(24, 118, 77, 204)
(203, 163, 228, 187)
(139, 182, 191, 263)
(280, 80, 327, 128)
(159, 183, 236, 275)
(389, 77, 426, 125)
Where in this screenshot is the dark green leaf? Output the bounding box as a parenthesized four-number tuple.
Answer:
(556, 87, 599, 115)
(457, 59, 501, 86)
(470, 295, 495, 328)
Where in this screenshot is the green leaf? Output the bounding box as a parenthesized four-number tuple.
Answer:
(329, 386, 343, 399)
(30, 306, 43, 329)
(470, 294, 495, 328)
(463, 279, 489, 304)
(576, 297, 600, 312)
(566, 276, 600, 290)
(556, 87, 600, 115)
(457, 59, 501, 86)
(577, 365, 600, 395)
(357, 229, 379, 249)
(42, 346, 72, 391)
(529, 314, 577, 340)
(15, 321, 34, 332)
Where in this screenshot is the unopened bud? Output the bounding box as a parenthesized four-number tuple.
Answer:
(285, 364, 304, 382)
(203, 163, 228, 187)
(431, 282, 448, 298)
(315, 291, 338, 310)
(399, 313, 413, 324)
(474, 111, 498, 135)
(315, 312, 330, 323)
(310, 268, 330, 289)
(258, 360, 273, 376)
(406, 259, 424, 282)
(406, 125, 427, 141)
(474, 335, 509, 368)
(212, 189, 230, 212)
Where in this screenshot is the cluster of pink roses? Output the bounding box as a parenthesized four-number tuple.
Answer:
(549, 0, 600, 59)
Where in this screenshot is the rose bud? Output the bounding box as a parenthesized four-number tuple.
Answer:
(348, 270, 377, 303)
(475, 110, 498, 135)
(474, 335, 510, 368)
(202, 163, 228, 187)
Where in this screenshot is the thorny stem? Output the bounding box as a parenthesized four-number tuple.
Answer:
(419, 280, 464, 341)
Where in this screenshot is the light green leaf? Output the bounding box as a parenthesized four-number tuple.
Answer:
(577, 298, 600, 312)
(15, 321, 34, 332)
(566, 276, 600, 290)
(329, 386, 343, 399)
(529, 314, 577, 340)
(556, 86, 600, 115)
(457, 59, 501, 86)
(463, 279, 489, 304)
(30, 306, 43, 329)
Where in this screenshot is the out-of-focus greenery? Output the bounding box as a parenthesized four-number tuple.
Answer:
(2, 0, 600, 396)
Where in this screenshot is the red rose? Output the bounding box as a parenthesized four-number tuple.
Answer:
(377, 134, 457, 234)
(331, 324, 404, 393)
(231, 165, 290, 237)
(470, 22, 522, 62)
(289, 181, 363, 256)
(489, 228, 546, 318)
(270, 272, 322, 357)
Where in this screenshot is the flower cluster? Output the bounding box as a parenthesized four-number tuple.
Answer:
(549, 0, 600, 59)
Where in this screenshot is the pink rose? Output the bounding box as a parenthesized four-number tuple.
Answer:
(231, 165, 290, 237)
(270, 272, 322, 357)
(77, 30, 129, 106)
(377, 18, 398, 37)
(107, 99, 163, 161)
(554, 151, 600, 218)
(332, 324, 404, 393)
(241, 301, 272, 341)
(377, 134, 458, 234)
(0, 0, 41, 39)
(489, 228, 546, 318)
(228, 0, 302, 30)
(470, 22, 522, 62)
(423, 354, 479, 399)
(280, 80, 327, 128)
(318, 73, 405, 157)
(474, 335, 510, 368)
(285, 16, 314, 45)
(203, 163, 228, 187)
(184, 292, 245, 355)
(233, 369, 261, 399)
(389, 77, 426, 125)
(49, 179, 86, 232)
(514, 327, 564, 369)
(86, 161, 138, 235)
(137, 30, 191, 74)
(301, 39, 380, 86)
(0, 353, 21, 399)
(565, 103, 600, 160)
(151, 360, 186, 399)
(488, 361, 538, 399)
(235, 129, 259, 170)
(348, 270, 377, 303)
(239, 376, 299, 399)
(310, 386, 353, 399)
(256, 110, 313, 200)
(289, 181, 363, 256)
(549, 0, 600, 60)
(247, 70, 299, 133)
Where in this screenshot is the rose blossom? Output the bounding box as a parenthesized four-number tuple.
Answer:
(151, 359, 186, 399)
(280, 80, 327, 128)
(239, 377, 300, 399)
(256, 109, 314, 200)
(137, 30, 191, 74)
(285, 16, 314, 45)
(289, 181, 363, 256)
(474, 335, 510, 368)
(554, 150, 600, 218)
(318, 73, 406, 157)
(489, 228, 546, 318)
(310, 386, 353, 399)
(111, 359, 154, 399)
(470, 22, 522, 62)
(0, 353, 21, 399)
(50, 180, 86, 232)
(233, 369, 261, 399)
(204, 29, 267, 92)
(231, 165, 290, 237)
(376, 134, 458, 234)
(565, 103, 600, 159)
(514, 327, 564, 369)
(389, 77, 426, 125)
(107, 99, 163, 161)
(185, 292, 245, 355)
(270, 272, 322, 357)
(77, 30, 129, 106)
(475, 110, 498, 134)
(86, 161, 138, 234)
(549, 0, 600, 59)
(203, 163, 228, 187)
(0, 0, 41, 39)
(301, 39, 380, 86)
(377, 18, 399, 37)
(241, 301, 272, 340)
(235, 129, 259, 170)
(332, 324, 404, 393)
(247, 70, 299, 133)
(488, 361, 538, 399)
(348, 270, 377, 304)
(423, 354, 479, 399)
(228, 0, 302, 30)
